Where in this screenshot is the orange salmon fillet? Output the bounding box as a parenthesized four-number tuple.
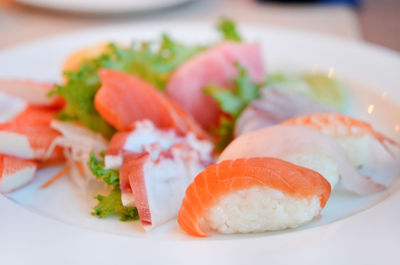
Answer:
(94, 69, 209, 140)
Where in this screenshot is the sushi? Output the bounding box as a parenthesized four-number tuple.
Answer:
(282, 113, 400, 186)
(219, 125, 386, 194)
(178, 157, 331, 237)
(166, 42, 264, 128)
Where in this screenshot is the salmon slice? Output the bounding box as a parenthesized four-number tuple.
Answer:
(178, 157, 331, 237)
(94, 69, 209, 140)
(0, 79, 64, 108)
(0, 154, 37, 193)
(0, 107, 63, 160)
(166, 41, 265, 128)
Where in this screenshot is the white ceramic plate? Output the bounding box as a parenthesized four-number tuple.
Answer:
(16, 0, 195, 14)
(0, 22, 400, 265)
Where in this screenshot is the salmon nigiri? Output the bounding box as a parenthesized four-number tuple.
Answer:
(94, 69, 209, 140)
(178, 157, 331, 237)
(282, 113, 400, 184)
(0, 154, 37, 193)
(166, 42, 265, 128)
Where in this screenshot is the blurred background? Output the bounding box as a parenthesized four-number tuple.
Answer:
(0, 0, 399, 51)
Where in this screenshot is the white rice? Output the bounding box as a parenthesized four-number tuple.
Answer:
(202, 186, 321, 234)
(284, 152, 340, 189)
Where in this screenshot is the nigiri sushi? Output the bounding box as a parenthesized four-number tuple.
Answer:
(0, 154, 37, 193)
(166, 42, 264, 128)
(94, 69, 209, 140)
(178, 157, 331, 237)
(282, 113, 400, 185)
(219, 125, 385, 195)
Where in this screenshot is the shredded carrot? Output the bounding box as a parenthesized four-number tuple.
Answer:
(75, 161, 86, 176)
(40, 164, 71, 189)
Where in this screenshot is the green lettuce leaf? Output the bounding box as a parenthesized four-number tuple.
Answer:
(92, 188, 139, 221)
(52, 36, 204, 137)
(89, 152, 139, 222)
(217, 17, 242, 42)
(89, 152, 119, 187)
(205, 64, 261, 150)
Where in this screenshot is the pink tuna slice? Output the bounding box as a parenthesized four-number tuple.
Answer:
(120, 143, 208, 231)
(0, 154, 37, 193)
(166, 41, 265, 128)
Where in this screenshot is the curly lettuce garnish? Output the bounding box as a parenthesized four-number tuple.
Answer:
(217, 17, 242, 42)
(89, 152, 139, 221)
(205, 64, 261, 150)
(92, 188, 139, 221)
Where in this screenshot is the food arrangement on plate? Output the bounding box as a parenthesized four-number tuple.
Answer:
(0, 19, 399, 238)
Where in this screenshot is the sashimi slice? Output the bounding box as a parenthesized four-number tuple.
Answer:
(178, 157, 331, 237)
(105, 120, 214, 207)
(0, 79, 64, 108)
(105, 120, 213, 170)
(219, 125, 385, 195)
(94, 69, 209, 140)
(235, 87, 333, 137)
(121, 143, 208, 231)
(166, 41, 265, 128)
(0, 154, 37, 193)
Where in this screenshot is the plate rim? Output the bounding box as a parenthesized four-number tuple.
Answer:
(0, 21, 399, 265)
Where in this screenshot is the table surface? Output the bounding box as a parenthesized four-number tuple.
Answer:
(0, 0, 398, 51)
